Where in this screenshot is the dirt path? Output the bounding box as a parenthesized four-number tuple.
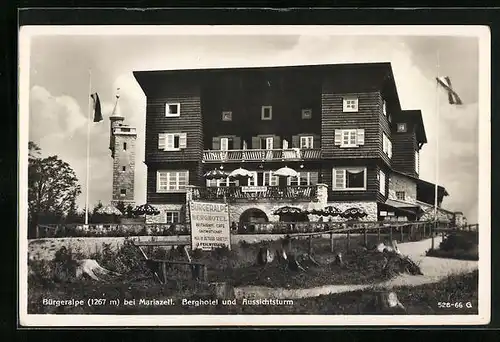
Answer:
(233, 236, 479, 300)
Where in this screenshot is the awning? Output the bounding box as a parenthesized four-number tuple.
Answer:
(379, 200, 424, 216)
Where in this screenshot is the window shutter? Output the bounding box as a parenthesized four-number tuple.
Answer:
(273, 136, 280, 150)
(158, 134, 166, 150)
(233, 136, 241, 150)
(356, 129, 365, 145)
(388, 141, 393, 158)
(220, 138, 228, 151)
(292, 135, 300, 148)
(334, 130, 342, 146)
(313, 134, 320, 148)
(179, 133, 187, 148)
(333, 169, 345, 189)
(212, 137, 220, 150)
(252, 136, 260, 149)
(166, 134, 174, 150)
(379, 170, 386, 195)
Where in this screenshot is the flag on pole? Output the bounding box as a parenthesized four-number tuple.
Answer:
(90, 92, 103, 122)
(436, 76, 463, 105)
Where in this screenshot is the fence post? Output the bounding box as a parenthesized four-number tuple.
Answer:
(389, 226, 393, 242)
(431, 222, 435, 250)
(377, 226, 381, 243)
(364, 227, 368, 246)
(400, 225, 404, 242)
(330, 232, 334, 253)
(308, 234, 313, 255)
(346, 230, 351, 251)
(35, 225, 39, 239)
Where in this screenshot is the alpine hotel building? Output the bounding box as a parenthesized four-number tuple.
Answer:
(131, 62, 460, 227)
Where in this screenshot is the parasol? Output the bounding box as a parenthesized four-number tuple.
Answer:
(340, 207, 368, 220)
(96, 204, 123, 216)
(228, 167, 253, 180)
(131, 203, 161, 217)
(273, 166, 298, 178)
(203, 169, 229, 180)
(273, 206, 304, 215)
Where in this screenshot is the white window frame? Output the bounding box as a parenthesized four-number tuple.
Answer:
(301, 108, 312, 119)
(165, 103, 181, 117)
(382, 133, 393, 158)
(341, 129, 358, 147)
(379, 170, 386, 195)
(264, 171, 279, 186)
(165, 211, 180, 224)
(217, 177, 239, 187)
(343, 97, 359, 112)
(261, 106, 273, 120)
(396, 191, 406, 201)
(222, 111, 232, 121)
(161, 133, 187, 151)
(397, 123, 407, 133)
(300, 136, 314, 149)
(415, 151, 419, 173)
(220, 137, 229, 151)
(260, 136, 274, 150)
(156, 170, 189, 193)
(332, 167, 367, 191)
(287, 172, 318, 186)
(382, 100, 387, 116)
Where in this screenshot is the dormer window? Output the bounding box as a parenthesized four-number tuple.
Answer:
(397, 123, 407, 132)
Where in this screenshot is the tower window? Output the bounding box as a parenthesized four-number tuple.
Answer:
(120, 189, 127, 196)
(122, 166, 126, 172)
(123, 142, 127, 150)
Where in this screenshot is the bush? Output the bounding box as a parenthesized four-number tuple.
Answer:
(438, 232, 478, 252)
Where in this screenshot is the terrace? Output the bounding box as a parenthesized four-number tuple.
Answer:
(202, 148, 322, 163)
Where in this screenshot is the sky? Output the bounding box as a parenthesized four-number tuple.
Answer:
(25, 28, 481, 223)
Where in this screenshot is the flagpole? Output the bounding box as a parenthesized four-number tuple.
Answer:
(85, 69, 92, 225)
(434, 51, 440, 223)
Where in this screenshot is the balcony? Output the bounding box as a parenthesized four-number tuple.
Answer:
(190, 185, 318, 202)
(202, 148, 322, 163)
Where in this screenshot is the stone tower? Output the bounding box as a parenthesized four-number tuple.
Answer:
(109, 89, 137, 207)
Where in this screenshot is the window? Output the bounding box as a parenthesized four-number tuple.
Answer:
(263, 171, 279, 186)
(165, 103, 180, 117)
(415, 151, 420, 174)
(335, 129, 365, 148)
(222, 111, 232, 121)
(260, 137, 274, 150)
(379, 170, 386, 195)
(301, 108, 312, 119)
(220, 138, 229, 151)
(123, 142, 127, 151)
(157, 170, 189, 193)
(397, 123, 407, 132)
(120, 189, 126, 196)
(288, 172, 319, 186)
(261, 106, 272, 120)
(332, 168, 367, 191)
(343, 97, 358, 112)
(382, 133, 393, 158)
(396, 191, 406, 201)
(300, 136, 314, 149)
(247, 171, 258, 186)
(159, 133, 187, 151)
(122, 166, 126, 172)
(165, 211, 180, 224)
(218, 177, 239, 187)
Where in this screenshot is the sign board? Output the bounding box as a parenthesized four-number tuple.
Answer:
(189, 201, 231, 251)
(241, 186, 268, 192)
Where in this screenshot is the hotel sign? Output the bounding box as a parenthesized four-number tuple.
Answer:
(241, 186, 268, 192)
(189, 201, 231, 251)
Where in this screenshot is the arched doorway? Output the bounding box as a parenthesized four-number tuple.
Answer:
(239, 208, 269, 233)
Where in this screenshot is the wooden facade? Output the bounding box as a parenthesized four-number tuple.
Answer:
(134, 62, 442, 213)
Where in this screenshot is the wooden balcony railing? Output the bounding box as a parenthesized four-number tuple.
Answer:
(202, 148, 321, 163)
(190, 185, 318, 202)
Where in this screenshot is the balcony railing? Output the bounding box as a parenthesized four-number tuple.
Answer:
(202, 148, 321, 163)
(190, 185, 318, 202)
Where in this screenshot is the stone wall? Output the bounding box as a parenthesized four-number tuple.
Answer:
(388, 173, 417, 204)
(145, 204, 185, 224)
